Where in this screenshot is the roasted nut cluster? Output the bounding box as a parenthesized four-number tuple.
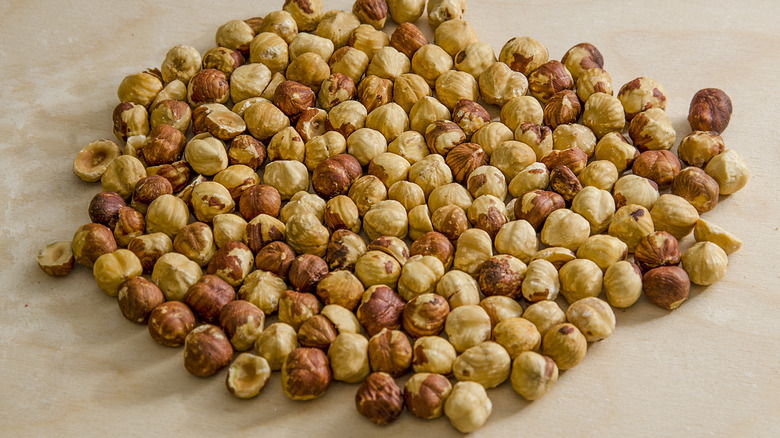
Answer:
(43, 0, 749, 434)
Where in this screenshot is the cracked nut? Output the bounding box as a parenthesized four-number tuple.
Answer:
(226, 353, 271, 399)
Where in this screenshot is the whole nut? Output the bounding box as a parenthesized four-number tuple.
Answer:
(540, 146, 588, 175)
(650, 194, 700, 240)
(147, 161, 191, 192)
(435, 70, 480, 110)
(402, 293, 450, 338)
(499, 36, 548, 76)
(101, 155, 146, 200)
(433, 18, 478, 58)
(412, 336, 457, 375)
(328, 46, 370, 84)
(202, 47, 245, 78)
(541, 323, 587, 370)
(127, 232, 172, 274)
(404, 372, 452, 420)
(160, 44, 202, 83)
(522, 300, 566, 337)
(479, 296, 523, 327)
(368, 152, 411, 188)
(576, 67, 614, 103)
(151, 252, 203, 301)
(239, 184, 281, 221)
(387, 180, 425, 212)
(254, 322, 298, 370)
(274, 80, 316, 117)
(353, 0, 389, 29)
(408, 204, 434, 241)
(132, 175, 173, 214)
(72, 223, 118, 268)
(452, 100, 490, 139)
(578, 160, 619, 192)
(528, 60, 573, 104)
(552, 123, 597, 158)
(250, 30, 291, 72)
(444, 381, 492, 433)
(324, 195, 361, 233)
(492, 317, 541, 359)
(326, 229, 367, 271)
(643, 266, 690, 310)
(281, 347, 333, 400)
(594, 132, 638, 173)
(549, 165, 582, 203)
(184, 275, 236, 324)
(608, 204, 655, 252)
(410, 231, 455, 270)
(363, 200, 408, 241)
(409, 96, 451, 134)
(478, 255, 527, 299)
(244, 100, 291, 141)
(561, 42, 604, 81)
(289, 254, 329, 292)
(510, 351, 559, 401)
(387, 0, 426, 24)
(453, 228, 493, 277)
(219, 300, 265, 351)
(225, 353, 271, 399)
(184, 133, 229, 176)
(368, 328, 412, 377)
(436, 270, 481, 309)
(390, 22, 428, 58)
(543, 90, 582, 129)
(304, 131, 348, 171)
(117, 69, 163, 108)
(318, 73, 356, 111)
(582, 92, 626, 139)
(427, 0, 466, 30)
(540, 209, 591, 252)
(357, 75, 393, 113)
(328, 332, 370, 383)
(603, 261, 643, 308)
(705, 149, 750, 195)
(281, 191, 327, 223)
(478, 61, 529, 106)
(317, 10, 361, 49)
(682, 241, 729, 286)
(187, 69, 230, 106)
(284, 209, 328, 256)
(312, 154, 362, 199)
(688, 88, 732, 133)
(357, 284, 405, 335)
(494, 220, 538, 264)
(173, 222, 216, 267)
(397, 255, 445, 301)
(411, 44, 453, 88)
(521, 259, 561, 303)
(355, 372, 404, 426)
(445, 305, 492, 353)
(678, 131, 725, 168)
(559, 258, 603, 304)
(117, 276, 165, 324)
(566, 297, 615, 342)
(347, 128, 388, 166)
(316, 270, 365, 311)
(445, 143, 490, 184)
(206, 241, 254, 287)
(576, 234, 628, 271)
(148, 301, 196, 347)
(37, 241, 75, 277)
(466, 165, 507, 200)
(349, 24, 390, 60)
(508, 162, 550, 198)
(284, 0, 324, 32)
(253, 241, 295, 279)
(628, 108, 676, 152)
(183, 324, 234, 377)
(634, 231, 681, 272)
(612, 175, 659, 210)
(502, 97, 544, 132)
(349, 175, 388, 216)
(452, 341, 511, 389)
(264, 160, 310, 201)
(570, 186, 615, 235)
(617, 76, 667, 120)
(368, 235, 410, 266)
(88, 192, 126, 228)
(454, 42, 497, 78)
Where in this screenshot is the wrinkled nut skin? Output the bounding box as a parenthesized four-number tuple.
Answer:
(390, 22, 428, 58)
(543, 90, 582, 129)
(72, 223, 118, 268)
(289, 254, 329, 292)
(312, 154, 363, 199)
(318, 73, 357, 111)
(357, 285, 406, 336)
(88, 192, 126, 228)
(410, 231, 455, 270)
(206, 241, 254, 287)
(239, 184, 282, 220)
(561, 42, 604, 80)
(254, 241, 295, 279)
(431, 205, 469, 242)
(279, 290, 321, 331)
(357, 75, 394, 113)
(688, 88, 732, 134)
(142, 124, 187, 166)
(356, 372, 404, 426)
(117, 277, 165, 324)
(478, 255, 526, 299)
(183, 275, 236, 324)
(187, 69, 230, 106)
(643, 266, 691, 310)
(281, 347, 333, 400)
(634, 231, 681, 272)
(540, 146, 588, 175)
(425, 120, 466, 156)
(298, 314, 338, 349)
(274, 80, 316, 117)
(549, 165, 582, 204)
(148, 161, 191, 193)
(452, 100, 491, 138)
(326, 229, 367, 271)
(671, 167, 720, 214)
(515, 190, 565, 232)
(402, 293, 451, 338)
(404, 372, 452, 420)
(445, 142, 490, 184)
(528, 60, 574, 104)
(219, 300, 266, 351)
(368, 329, 413, 377)
(541, 323, 587, 371)
(632, 150, 681, 189)
(132, 175, 173, 213)
(183, 324, 234, 377)
(148, 301, 196, 347)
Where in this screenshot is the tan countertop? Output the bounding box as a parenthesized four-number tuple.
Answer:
(1, 0, 779, 436)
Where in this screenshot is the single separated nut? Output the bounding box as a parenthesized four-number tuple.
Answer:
(355, 372, 404, 426)
(688, 88, 732, 133)
(281, 347, 333, 400)
(694, 219, 742, 255)
(705, 149, 749, 195)
(73, 139, 122, 182)
(511, 351, 559, 401)
(254, 322, 297, 370)
(541, 323, 587, 371)
(603, 261, 643, 308)
(643, 266, 690, 310)
(225, 353, 271, 399)
(72, 223, 118, 268)
(444, 381, 492, 433)
(37, 241, 75, 277)
(682, 241, 729, 286)
(452, 341, 511, 389)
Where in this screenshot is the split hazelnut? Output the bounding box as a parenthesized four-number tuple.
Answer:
(73, 139, 122, 182)
(225, 353, 271, 399)
(37, 241, 75, 277)
(705, 149, 750, 195)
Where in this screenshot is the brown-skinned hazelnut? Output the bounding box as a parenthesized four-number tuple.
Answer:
(357, 75, 393, 113)
(183, 275, 235, 323)
(187, 69, 230, 106)
(478, 255, 527, 299)
(219, 300, 265, 351)
(316, 270, 365, 311)
(445, 142, 489, 184)
(390, 22, 428, 58)
(113, 207, 146, 247)
(402, 293, 450, 338)
(634, 231, 681, 272)
(353, 0, 388, 29)
(357, 285, 406, 336)
(228, 135, 266, 170)
(410, 231, 454, 270)
(274, 80, 316, 118)
(131, 175, 173, 214)
(281, 347, 333, 400)
(173, 222, 216, 267)
(298, 314, 338, 349)
(561, 42, 604, 81)
(146, 161, 191, 193)
(88, 192, 126, 229)
(117, 277, 165, 324)
(528, 60, 574, 104)
(368, 328, 412, 377)
(404, 372, 452, 420)
(319, 73, 357, 111)
(628, 108, 676, 152)
(549, 165, 582, 203)
(677, 131, 724, 168)
(312, 154, 363, 199)
(431, 205, 469, 242)
(643, 266, 690, 310)
(112, 102, 150, 142)
(540, 146, 588, 175)
(289, 254, 329, 293)
(253, 241, 295, 279)
(148, 301, 196, 347)
(239, 184, 282, 220)
(356, 372, 404, 426)
(72, 223, 118, 268)
(544, 90, 581, 129)
(514, 190, 565, 232)
(245, 214, 286, 253)
(632, 150, 681, 189)
(206, 241, 254, 287)
(671, 167, 720, 214)
(202, 47, 245, 78)
(689, 88, 732, 133)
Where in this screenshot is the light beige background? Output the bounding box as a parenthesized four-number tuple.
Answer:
(1, 0, 779, 436)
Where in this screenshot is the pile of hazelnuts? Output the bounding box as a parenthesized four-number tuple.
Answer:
(36, 0, 749, 433)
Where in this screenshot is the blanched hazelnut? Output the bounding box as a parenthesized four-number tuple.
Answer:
(249, 31, 290, 74)
(531, 247, 577, 270)
(328, 46, 370, 84)
(366, 103, 409, 143)
(453, 228, 493, 277)
(282, 347, 332, 400)
(466, 165, 507, 201)
(445, 305, 491, 353)
(368, 236, 410, 266)
(499, 99, 543, 134)
(491, 317, 540, 360)
(263, 160, 309, 201)
(608, 204, 655, 252)
(117, 69, 163, 108)
(254, 322, 297, 370)
(411, 44, 453, 88)
(479, 296, 523, 328)
(499, 36, 548, 76)
(289, 33, 334, 62)
(184, 133, 228, 176)
(561, 42, 603, 80)
(326, 229, 367, 271)
(349, 24, 390, 60)
(304, 131, 348, 171)
(363, 200, 408, 241)
(678, 131, 725, 168)
(583, 92, 626, 139)
(479, 61, 528, 106)
(576, 67, 613, 102)
(650, 194, 699, 240)
(161, 45, 202, 83)
(494, 220, 538, 264)
(682, 241, 729, 286)
(152, 80, 187, 109)
(238, 270, 287, 314)
(511, 351, 558, 401)
(357, 285, 405, 335)
(127, 233, 171, 275)
(428, 183, 472, 215)
(219, 300, 265, 351)
(243, 100, 290, 141)
(92, 249, 143, 297)
(412, 336, 456, 375)
(328, 332, 370, 383)
(571, 186, 616, 235)
(694, 219, 742, 255)
(215, 20, 254, 55)
(228, 135, 266, 171)
(286, 52, 330, 93)
(508, 162, 550, 198)
(202, 47, 245, 78)
(410, 231, 454, 270)
(444, 381, 492, 433)
(603, 261, 643, 308)
(284, 0, 324, 31)
(552, 124, 597, 159)
(317, 10, 361, 49)
(528, 60, 573, 104)
(285, 212, 330, 257)
(183, 324, 233, 376)
(617, 76, 667, 120)
(522, 300, 566, 337)
(578, 160, 619, 192)
(318, 74, 356, 112)
(402, 293, 450, 338)
(433, 18, 477, 58)
(576, 234, 628, 272)
(408, 205, 434, 241)
(521, 259, 560, 303)
(436, 270, 480, 309)
(367, 46, 411, 81)
(435, 70, 480, 110)
(541, 323, 587, 371)
(349, 175, 388, 217)
(566, 297, 615, 342)
(323, 195, 361, 233)
(540, 209, 590, 252)
(388, 181, 426, 212)
(151, 252, 203, 302)
(629, 108, 676, 152)
(612, 175, 659, 210)
(190, 181, 235, 223)
(427, 0, 466, 29)
(388, 0, 425, 24)
(559, 258, 603, 304)
(368, 152, 410, 188)
(396, 255, 445, 301)
(355, 250, 402, 290)
(100, 155, 146, 200)
(355, 372, 404, 426)
(148, 301, 196, 347)
(409, 96, 451, 134)
(454, 42, 496, 79)
(117, 276, 164, 324)
(328, 100, 368, 138)
(452, 341, 511, 389)
(347, 128, 388, 166)
(705, 149, 750, 195)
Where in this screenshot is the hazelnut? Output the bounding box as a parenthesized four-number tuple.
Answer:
(540, 146, 588, 176)
(522, 300, 566, 337)
(160, 45, 202, 83)
(689, 88, 732, 133)
(705, 149, 750, 195)
(388, 181, 426, 212)
(435, 70, 480, 110)
(603, 261, 643, 308)
(404, 373, 452, 420)
(148, 301, 196, 347)
(112, 102, 150, 142)
(191, 181, 236, 223)
(427, 0, 466, 29)
(499, 36, 548, 76)
(273, 81, 315, 119)
(412, 336, 457, 375)
(541, 323, 587, 370)
(238, 270, 288, 314)
(578, 160, 619, 192)
(244, 213, 286, 253)
(390, 22, 427, 59)
(452, 341, 511, 389)
(492, 317, 541, 359)
(151, 252, 203, 301)
(478, 61, 528, 107)
(328, 332, 370, 383)
(316, 10, 361, 49)
(349, 175, 388, 217)
(349, 24, 390, 60)
(436, 270, 481, 309)
(363, 200, 408, 241)
(682, 241, 729, 286)
(116, 276, 164, 324)
(88, 192, 126, 229)
(508, 161, 550, 198)
(694, 219, 742, 255)
(368, 152, 411, 188)
(501, 98, 544, 133)
(357, 285, 405, 336)
(184, 133, 229, 176)
(186, 69, 229, 106)
(73, 139, 122, 182)
(215, 20, 254, 55)
(528, 60, 573, 104)
(280, 191, 327, 223)
(127, 233, 172, 274)
(328, 100, 368, 138)
(328, 46, 370, 84)
(37, 241, 75, 277)
(445, 305, 491, 353)
(152, 80, 188, 108)
(559, 258, 603, 304)
(312, 155, 362, 200)
(612, 175, 659, 210)
(368, 329, 412, 377)
(552, 124, 597, 159)
(244, 17, 264, 34)
(576, 67, 614, 103)
(650, 194, 700, 240)
(431, 205, 468, 242)
(629, 108, 676, 152)
(387, 0, 425, 24)
(206, 241, 254, 287)
(325, 229, 367, 271)
(226, 353, 271, 399)
(444, 381, 492, 433)
(643, 266, 690, 310)
(452, 100, 490, 139)
(530, 247, 577, 270)
(494, 220, 538, 264)
(219, 300, 265, 351)
(355, 249, 402, 290)
(173, 222, 216, 267)
(183, 275, 235, 324)
(288, 254, 329, 293)
(238, 184, 281, 221)
(243, 100, 291, 141)
(617, 77, 667, 120)
(146, 161, 191, 193)
(411, 44, 453, 88)
(490, 141, 536, 182)
(353, 0, 388, 29)
(410, 231, 454, 270)
(250, 31, 290, 73)
(445, 143, 489, 184)
(571, 186, 616, 235)
(454, 42, 496, 79)
(453, 228, 493, 277)
(544, 90, 582, 129)
(323, 195, 361, 233)
(284, 0, 324, 32)
(540, 209, 591, 252)
(608, 204, 655, 252)
(511, 351, 559, 401)
(561, 42, 603, 81)
(566, 297, 615, 342)
(278, 290, 320, 332)
(72, 223, 117, 268)
(263, 160, 309, 201)
(117, 69, 163, 108)
(288, 52, 331, 93)
(368, 236, 410, 265)
(402, 293, 450, 338)
(183, 324, 233, 377)
(318, 73, 356, 112)
(316, 270, 364, 312)
(521, 259, 561, 303)
(202, 47, 245, 78)
(583, 92, 626, 139)
(479, 296, 524, 328)
(285, 212, 331, 257)
(92, 249, 142, 296)
(408, 205, 434, 241)
(678, 131, 725, 168)
(409, 96, 451, 134)
(131, 175, 173, 215)
(477, 255, 526, 299)
(466, 165, 507, 200)
(366, 103, 410, 142)
(355, 372, 404, 426)
(282, 347, 332, 400)
(594, 132, 638, 173)
(254, 322, 298, 370)
(304, 131, 348, 171)
(433, 17, 477, 56)
(634, 231, 681, 272)
(576, 234, 628, 271)
(101, 155, 146, 200)
(549, 165, 583, 204)
(253, 241, 294, 279)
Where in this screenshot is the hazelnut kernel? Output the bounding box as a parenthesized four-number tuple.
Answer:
(148, 301, 196, 347)
(281, 347, 333, 400)
(356, 372, 404, 426)
(643, 266, 691, 310)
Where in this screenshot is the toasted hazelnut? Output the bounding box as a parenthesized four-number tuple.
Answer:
(328, 332, 370, 383)
(289, 53, 332, 93)
(355, 250, 402, 291)
(444, 143, 489, 184)
(353, 0, 388, 29)
(552, 124, 597, 160)
(281, 192, 327, 223)
(650, 194, 700, 240)
(282, 347, 332, 400)
(328, 46, 370, 84)
(454, 42, 496, 79)
(499, 36, 548, 76)
(225, 353, 271, 399)
(478, 62, 528, 107)
(190, 181, 235, 224)
(544, 90, 582, 129)
(289, 33, 333, 65)
(146, 161, 191, 194)
(349, 175, 388, 217)
(576, 234, 628, 272)
(409, 96, 451, 134)
(100, 155, 146, 200)
(444, 381, 492, 433)
(72, 223, 117, 268)
(325, 229, 367, 271)
(388, 23, 426, 60)
(678, 131, 725, 168)
(479, 296, 523, 328)
(515, 190, 565, 232)
(445, 305, 491, 353)
(528, 60, 573, 104)
(173, 222, 216, 267)
(368, 329, 412, 377)
(508, 162, 550, 198)
(511, 351, 559, 401)
(250, 242, 293, 279)
(117, 69, 163, 108)
(453, 228, 493, 277)
(245, 213, 286, 254)
(184, 133, 228, 176)
(37, 241, 75, 277)
(530, 247, 577, 270)
(466, 165, 507, 201)
(355, 284, 405, 336)
(369, 152, 411, 188)
(499, 98, 543, 134)
(322, 195, 360, 233)
(427, 0, 466, 29)
(148, 301, 196, 347)
(264, 160, 310, 201)
(317, 75, 354, 113)
(608, 204, 655, 252)
(682, 241, 729, 286)
(355, 372, 404, 426)
(435, 270, 480, 309)
(694, 219, 742, 255)
(603, 261, 642, 308)
(395, 256, 444, 301)
(186, 69, 230, 106)
(254, 322, 297, 370)
(689, 88, 732, 133)
(578, 160, 619, 192)
(540, 147, 588, 177)
(87, 192, 126, 229)
(612, 175, 659, 210)
(287, 254, 328, 293)
(452, 341, 511, 390)
(183, 275, 235, 323)
(408, 205, 434, 241)
(368, 236, 410, 266)
(202, 47, 245, 78)
(401, 293, 450, 339)
(272, 81, 315, 118)
(388, 181, 426, 212)
(705, 149, 749, 195)
(277, 290, 320, 332)
(410, 231, 454, 271)
(541, 323, 587, 371)
(430, 205, 467, 242)
(218, 300, 265, 351)
(355, 76, 393, 115)
(410, 337, 456, 376)
(491, 317, 540, 359)
(363, 200, 408, 241)
(576, 67, 613, 103)
(435, 70, 480, 111)
(643, 266, 690, 310)
(284, 0, 324, 32)
(477, 254, 526, 299)
(366, 103, 410, 143)
(286, 212, 331, 257)
(304, 131, 348, 171)
(411, 44, 453, 88)
(112, 102, 150, 142)
(237, 185, 280, 221)
(160, 44, 202, 83)
(215, 19, 254, 55)
(433, 17, 478, 58)
(183, 324, 233, 377)
(566, 297, 615, 343)
(206, 241, 254, 288)
(114, 277, 164, 324)
(629, 108, 676, 152)
(494, 220, 538, 264)
(387, 0, 425, 24)
(243, 100, 291, 141)
(130, 176, 172, 215)
(632, 150, 680, 190)
(404, 372, 452, 420)
(549, 165, 583, 204)
(349, 24, 390, 60)
(92, 249, 143, 296)
(250, 31, 290, 73)
(617, 77, 667, 120)
(317, 10, 361, 49)
(152, 80, 188, 109)
(561, 42, 603, 80)
(521, 259, 561, 303)
(328, 101, 369, 139)
(151, 252, 203, 301)
(571, 186, 616, 234)
(634, 231, 681, 273)
(126, 234, 171, 275)
(592, 135, 636, 174)
(313, 271, 363, 313)
(582, 92, 626, 139)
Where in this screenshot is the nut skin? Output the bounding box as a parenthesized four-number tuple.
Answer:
(642, 266, 691, 310)
(543, 90, 582, 129)
(677, 131, 724, 168)
(632, 150, 681, 189)
(183, 275, 236, 324)
(187, 69, 230, 106)
(540, 146, 588, 175)
(312, 154, 363, 199)
(72, 223, 118, 268)
(549, 165, 583, 204)
(147, 161, 191, 193)
(206, 241, 254, 287)
(515, 190, 565, 232)
(561, 42, 604, 81)
(281, 347, 333, 400)
(183, 324, 233, 377)
(112, 102, 150, 142)
(228, 135, 266, 170)
(88, 192, 126, 229)
(117, 277, 165, 324)
(325, 229, 367, 271)
(402, 293, 450, 338)
(452, 99, 491, 138)
(219, 300, 265, 351)
(404, 372, 452, 420)
(410, 231, 455, 271)
(478, 255, 527, 299)
(528, 60, 574, 104)
(617, 76, 667, 121)
(357, 285, 406, 336)
(541, 323, 587, 371)
(390, 22, 428, 58)
(289, 254, 329, 292)
(142, 123, 187, 166)
(628, 108, 676, 152)
(499, 36, 548, 76)
(298, 314, 338, 349)
(318, 73, 357, 111)
(671, 167, 720, 214)
(274, 80, 316, 118)
(369, 328, 413, 377)
(353, 0, 389, 29)
(239, 184, 282, 220)
(445, 142, 490, 184)
(431, 205, 469, 242)
(173, 222, 216, 267)
(202, 47, 245, 78)
(357, 75, 393, 113)
(356, 372, 404, 426)
(132, 175, 173, 214)
(279, 290, 321, 331)
(254, 241, 295, 279)
(148, 301, 196, 347)
(688, 88, 732, 133)
(634, 231, 681, 273)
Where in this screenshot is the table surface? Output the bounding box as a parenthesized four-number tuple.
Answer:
(1, 0, 779, 436)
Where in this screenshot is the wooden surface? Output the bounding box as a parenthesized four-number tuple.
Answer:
(1, 0, 779, 436)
